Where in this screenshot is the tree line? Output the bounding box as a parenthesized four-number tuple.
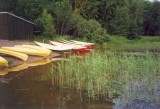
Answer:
(0, 0, 159, 43)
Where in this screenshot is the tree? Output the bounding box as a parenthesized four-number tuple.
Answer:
(49, 0, 73, 35)
(0, 0, 16, 12)
(35, 9, 56, 38)
(143, 1, 160, 36)
(13, 0, 45, 21)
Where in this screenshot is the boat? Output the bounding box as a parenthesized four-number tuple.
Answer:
(15, 44, 52, 56)
(0, 68, 8, 75)
(27, 58, 52, 67)
(9, 63, 28, 72)
(50, 41, 88, 53)
(70, 40, 95, 49)
(71, 40, 95, 46)
(1, 46, 50, 57)
(34, 41, 72, 51)
(60, 40, 95, 49)
(0, 49, 28, 61)
(0, 56, 8, 67)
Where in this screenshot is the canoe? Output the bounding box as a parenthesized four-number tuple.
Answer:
(0, 56, 8, 67)
(15, 44, 52, 56)
(50, 41, 86, 49)
(1, 46, 49, 57)
(0, 68, 8, 75)
(34, 41, 72, 51)
(9, 63, 28, 72)
(50, 41, 87, 52)
(49, 41, 64, 46)
(71, 40, 95, 49)
(27, 58, 52, 67)
(0, 49, 28, 61)
(71, 40, 95, 46)
(61, 40, 95, 49)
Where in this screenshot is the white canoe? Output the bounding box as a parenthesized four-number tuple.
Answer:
(71, 40, 95, 46)
(0, 49, 28, 61)
(50, 41, 87, 51)
(34, 41, 73, 51)
(60, 40, 95, 49)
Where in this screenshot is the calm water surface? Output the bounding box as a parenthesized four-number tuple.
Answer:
(0, 62, 113, 109)
(0, 61, 160, 109)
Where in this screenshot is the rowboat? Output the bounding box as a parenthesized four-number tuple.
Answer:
(15, 44, 52, 56)
(0, 49, 28, 61)
(1, 46, 50, 57)
(0, 56, 8, 67)
(34, 41, 72, 51)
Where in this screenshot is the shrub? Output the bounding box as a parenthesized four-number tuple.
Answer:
(65, 13, 110, 44)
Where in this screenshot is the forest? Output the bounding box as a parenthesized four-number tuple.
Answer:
(0, 0, 160, 44)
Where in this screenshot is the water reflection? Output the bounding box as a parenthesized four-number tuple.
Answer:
(0, 58, 52, 75)
(0, 62, 113, 109)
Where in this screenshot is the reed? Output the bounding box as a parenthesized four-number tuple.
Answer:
(50, 51, 160, 103)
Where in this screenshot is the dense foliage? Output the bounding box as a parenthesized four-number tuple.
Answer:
(0, 0, 159, 42)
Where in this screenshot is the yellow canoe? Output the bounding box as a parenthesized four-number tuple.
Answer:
(0, 49, 28, 61)
(27, 58, 52, 67)
(9, 63, 28, 72)
(1, 46, 50, 57)
(0, 56, 8, 67)
(15, 44, 52, 56)
(0, 68, 8, 75)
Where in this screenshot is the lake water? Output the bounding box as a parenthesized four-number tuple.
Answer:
(0, 60, 160, 109)
(0, 62, 113, 109)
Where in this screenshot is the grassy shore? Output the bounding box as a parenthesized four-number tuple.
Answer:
(50, 51, 160, 103)
(102, 36, 160, 52)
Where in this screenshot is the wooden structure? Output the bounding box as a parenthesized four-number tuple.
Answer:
(0, 12, 36, 40)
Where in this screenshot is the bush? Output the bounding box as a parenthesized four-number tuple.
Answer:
(65, 13, 109, 44)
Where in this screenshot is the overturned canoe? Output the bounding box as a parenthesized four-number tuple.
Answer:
(0, 49, 28, 61)
(0, 68, 8, 75)
(0, 56, 8, 67)
(9, 63, 28, 72)
(1, 46, 50, 57)
(27, 58, 52, 67)
(34, 41, 72, 51)
(15, 44, 52, 56)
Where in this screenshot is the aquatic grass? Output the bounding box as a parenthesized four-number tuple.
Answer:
(50, 51, 160, 103)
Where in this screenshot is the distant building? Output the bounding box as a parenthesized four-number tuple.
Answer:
(0, 12, 36, 40)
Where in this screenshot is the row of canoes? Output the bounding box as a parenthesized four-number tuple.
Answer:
(34, 40, 95, 52)
(0, 40, 95, 67)
(0, 44, 52, 67)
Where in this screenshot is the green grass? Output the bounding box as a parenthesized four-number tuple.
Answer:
(102, 36, 160, 52)
(50, 51, 160, 103)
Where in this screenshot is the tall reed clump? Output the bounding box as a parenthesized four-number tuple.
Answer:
(50, 51, 160, 103)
